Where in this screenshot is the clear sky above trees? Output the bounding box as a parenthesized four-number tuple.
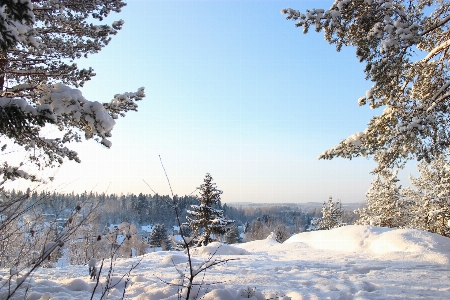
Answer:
(7, 0, 417, 203)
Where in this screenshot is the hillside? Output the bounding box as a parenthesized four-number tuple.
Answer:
(2, 225, 449, 299)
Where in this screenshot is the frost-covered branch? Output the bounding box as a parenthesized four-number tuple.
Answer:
(0, 0, 146, 180)
(283, 0, 450, 171)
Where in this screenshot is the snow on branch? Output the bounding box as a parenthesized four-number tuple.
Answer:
(284, 0, 450, 171)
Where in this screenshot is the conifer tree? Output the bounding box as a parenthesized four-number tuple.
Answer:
(313, 197, 344, 230)
(403, 157, 450, 236)
(282, 1, 450, 172)
(355, 169, 408, 228)
(243, 221, 250, 234)
(274, 224, 290, 243)
(186, 173, 233, 246)
(149, 223, 171, 250)
(224, 223, 242, 244)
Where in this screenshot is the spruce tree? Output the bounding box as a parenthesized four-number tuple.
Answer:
(224, 224, 242, 244)
(274, 224, 290, 243)
(321, 197, 344, 230)
(149, 223, 171, 250)
(186, 173, 234, 246)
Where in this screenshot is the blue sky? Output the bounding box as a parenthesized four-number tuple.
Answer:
(9, 0, 417, 203)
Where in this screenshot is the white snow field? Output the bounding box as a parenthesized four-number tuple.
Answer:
(2, 225, 450, 299)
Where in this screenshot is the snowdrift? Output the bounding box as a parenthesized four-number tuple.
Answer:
(1, 225, 449, 300)
(284, 225, 450, 264)
(190, 242, 250, 256)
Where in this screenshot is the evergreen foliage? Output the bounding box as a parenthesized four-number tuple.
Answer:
(149, 223, 171, 250)
(224, 224, 242, 244)
(0, 0, 145, 182)
(312, 197, 344, 230)
(180, 224, 192, 237)
(243, 221, 250, 233)
(0, 0, 34, 51)
(355, 169, 408, 228)
(283, 1, 450, 172)
(403, 156, 450, 236)
(274, 224, 290, 243)
(186, 173, 234, 246)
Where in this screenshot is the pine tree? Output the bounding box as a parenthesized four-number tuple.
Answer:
(186, 173, 234, 246)
(224, 224, 242, 244)
(355, 169, 407, 228)
(313, 197, 344, 230)
(403, 157, 450, 237)
(149, 223, 171, 250)
(0, 0, 145, 182)
(283, 1, 450, 172)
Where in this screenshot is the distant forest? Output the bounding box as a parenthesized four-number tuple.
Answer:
(4, 189, 360, 234)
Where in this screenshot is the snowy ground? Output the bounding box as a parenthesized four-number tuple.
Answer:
(2, 225, 450, 299)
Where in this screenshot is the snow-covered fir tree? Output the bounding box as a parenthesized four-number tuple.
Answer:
(186, 173, 234, 246)
(311, 197, 344, 230)
(0, 0, 145, 183)
(149, 223, 171, 250)
(274, 224, 291, 243)
(224, 223, 242, 244)
(282, 1, 450, 173)
(403, 156, 450, 237)
(355, 169, 408, 228)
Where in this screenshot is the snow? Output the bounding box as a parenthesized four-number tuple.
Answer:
(88, 258, 97, 268)
(2, 225, 450, 299)
(190, 242, 249, 256)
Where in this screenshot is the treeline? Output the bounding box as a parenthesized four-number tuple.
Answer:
(4, 189, 358, 235)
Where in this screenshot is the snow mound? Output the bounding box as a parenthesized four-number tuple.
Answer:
(285, 225, 450, 263)
(159, 254, 188, 266)
(191, 242, 249, 256)
(236, 233, 280, 253)
(131, 275, 146, 283)
(62, 278, 90, 291)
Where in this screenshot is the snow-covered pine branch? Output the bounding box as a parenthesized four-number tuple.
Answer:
(283, 0, 450, 171)
(0, 0, 145, 180)
(0, 0, 34, 51)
